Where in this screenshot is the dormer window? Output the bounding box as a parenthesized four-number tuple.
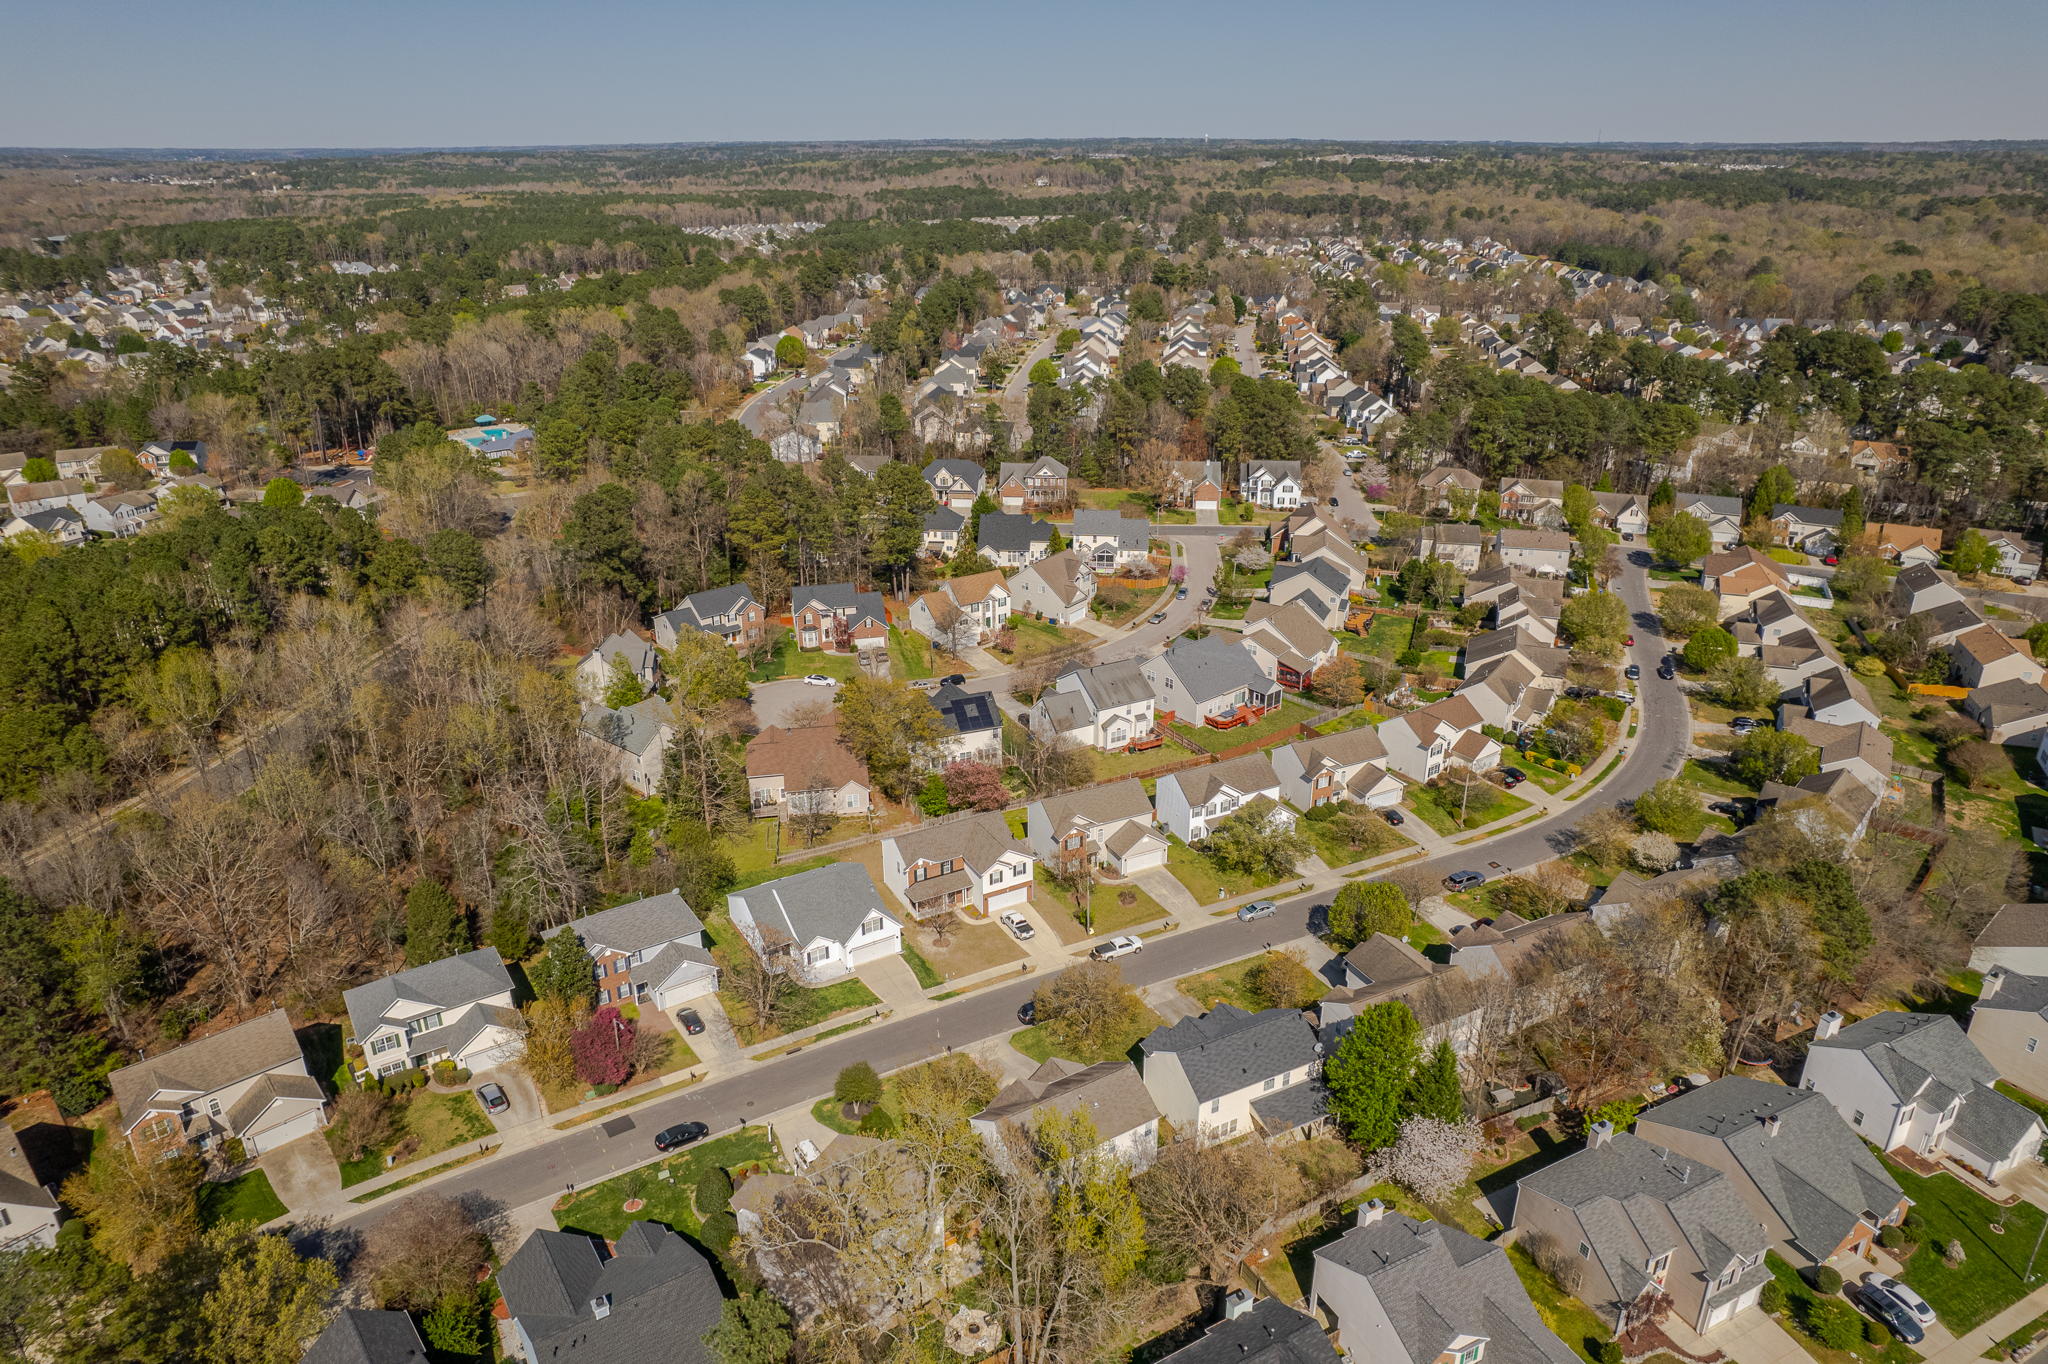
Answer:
(1648, 1252, 1671, 1280)
(1456, 1345, 1484, 1364)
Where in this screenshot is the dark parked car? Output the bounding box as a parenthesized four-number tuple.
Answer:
(1731, 716, 1758, 734)
(476, 1082, 509, 1115)
(1856, 1282, 1927, 1346)
(1624, 663, 1641, 681)
(1658, 662, 1675, 680)
(677, 1008, 705, 1036)
(943, 674, 967, 686)
(1017, 999, 1037, 1026)
(1443, 870, 1487, 892)
(654, 1121, 709, 1152)
(1380, 808, 1405, 826)
(1498, 767, 1526, 789)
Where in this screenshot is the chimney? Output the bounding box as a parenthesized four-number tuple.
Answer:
(1222, 1288, 1255, 1321)
(1982, 969, 2006, 1001)
(1761, 1113, 1782, 1140)
(1814, 1010, 1843, 1041)
(1357, 1197, 1388, 1227)
(1587, 1120, 1615, 1150)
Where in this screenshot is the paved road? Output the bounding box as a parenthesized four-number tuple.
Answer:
(352, 554, 1682, 1230)
(735, 345, 857, 436)
(1232, 319, 1263, 376)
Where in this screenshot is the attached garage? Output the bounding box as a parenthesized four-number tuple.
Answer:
(244, 1107, 325, 1157)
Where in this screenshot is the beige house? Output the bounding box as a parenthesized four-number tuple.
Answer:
(1026, 779, 1168, 877)
(1009, 550, 1097, 625)
(882, 811, 1036, 920)
(109, 1009, 326, 1158)
(745, 722, 873, 817)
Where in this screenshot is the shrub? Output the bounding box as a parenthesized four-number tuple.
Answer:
(408, 1068, 428, 1089)
(1809, 1265, 1843, 1295)
(696, 1165, 734, 1216)
(1864, 1318, 1891, 1347)
(1807, 1300, 1862, 1351)
(1759, 1281, 1787, 1315)
(1594, 1342, 1623, 1364)
(857, 1106, 898, 1137)
(698, 1209, 738, 1254)
(1877, 1224, 1904, 1250)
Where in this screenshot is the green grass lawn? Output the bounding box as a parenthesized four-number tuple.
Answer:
(1419, 649, 1457, 675)
(751, 634, 860, 682)
(1408, 782, 1531, 834)
(1765, 1252, 1923, 1364)
(1087, 740, 1186, 782)
(1360, 614, 1416, 657)
(1295, 810, 1411, 867)
(1508, 1243, 1615, 1364)
(1505, 761, 1572, 795)
(1405, 919, 1448, 951)
(999, 614, 1093, 662)
(734, 974, 881, 1045)
(1170, 697, 1320, 754)
(1177, 951, 1328, 1012)
(1038, 875, 1169, 935)
(887, 626, 936, 680)
(553, 1129, 777, 1242)
(716, 824, 833, 890)
(198, 1170, 287, 1227)
(1011, 1003, 1166, 1066)
(900, 940, 944, 989)
(1682, 757, 1761, 796)
(1165, 835, 1273, 903)
(1315, 707, 1388, 734)
(1888, 1157, 2048, 1332)
(1768, 547, 1811, 565)
(1079, 488, 1157, 516)
(329, 1089, 496, 1187)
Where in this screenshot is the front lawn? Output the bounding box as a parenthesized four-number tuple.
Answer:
(1165, 835, 1274, 904)
(1011, 1002, 1165, 1066)
(553, 1128, 777, 1242)
(1038, 875, 1169, 936)
(704, 912, 882, 1043)
(1682, 757, 1760, 797)
(1888, 1157, 2048, 1332)
(749, 634, 862, 683)
(199, 1170, 288, 1226)
(328, 1089, 496, 1187)
(901, 914, 1024, 979)
(1295, 809, 1412, 867)
(1170, 697, 1320, 754)
(887, 626, 936, 680)
(1177, 951, 1328, 1012)
(996, 615, 1093, 662)
(1768, 547, 1811, 565)
(1408, 781, 1530, 835)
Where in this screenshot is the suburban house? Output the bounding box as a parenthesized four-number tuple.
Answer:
(1154, 752, 1292, 845)
(540, 890, 718, 1013)
(498, 1223, 722, 1364)
(1677, 493, 1745, 549)
(579, 696, 676, 794)
(1800, 1009, 2046, 1183)
(1143, 634, 1279, 729)
(343, 948, 523, 1080)
(1793, 666, 1882, 730)
(792, 583, 889, 653)
(1030, 658, 1157, 752)
(1166, 460, 1225, 512)
(1495, 527, 1574, 577)
(726, 862, 902, 981)
(1418, 464, 1484, 511)
(1857, 522, 1944, 567)
(909, 570, 1012, 649)
(1026, 779, 1169, 877)
(1591, 491, 1651, 539)
(1893, 563, 1966, 617)
(923, 506, 965, 557)
(881, 811, 1036, 920)
(1632, 1076, 1909, 1266)
(923, 458, 987, 511)
(7, 479, 92, 518)
(302, 1310, 432, 1364)
(1968, 678, 2048, 743)
(109, 1008, 326, 1159)
(927, 683, 1003, 766)
(1272, 728, 1402, 810)
(1138, 1003, 1327, 1144)
(1378, 694, 1500, 781)
(1409, 523, 1485, 574)
(1971, 528, 2043, 580)
(1311, 1202, 1579, 1364)
(1755, 768, 1882, 842)
(653, 584, 765, 651)
(1459, 627, 1569, 734)
(83, 490, 158, 538)
(1463, 567, 1566, 644)
(1908, 598, 1990, 651)
(1513, 1124, 1772, 1337)
(1700, 548, 1790, 612)
(573, 631, 659, 702)
(1499, 477, 1567, 527)
(1238, 601, 1339, 691)
(745, 721, 873, 817)
(1970, 904, 2048, 975)
(1949, 624, 2043, 689)
(1776, 714, 1894, 793)
(1154, 1294, 1339, 1364)
(1240, 461, 1305, 510)
(1068, 510, 1152, 571)
(970, 1059, 1161, 1168)
(977, 511, 1055, 568)
(0, 1127, 58, 1251)
(1768, 504, 1843, 554)
(1285, 529, 1373, 596)
(1268, 558, 1356, 626)
(1009, 549, 1097, 624)
(1968, 968, 2048, 1104)
(995, 457, 1072, 511)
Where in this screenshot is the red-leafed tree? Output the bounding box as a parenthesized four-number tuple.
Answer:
(942, 760, 1009, 812)
(571, 1006, 635, 1086)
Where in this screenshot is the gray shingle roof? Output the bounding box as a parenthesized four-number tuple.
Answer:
(544, 890, 704, 957)
(1140, 1003, 1320, 1104)
(580, 696, 674, 756)
(977, 511, 1052, 555)
(1155, 634, 1271, 706)
(343, 948, 514, 1043)
(1172, 751, 1283, 808)
(1813, 1011, 1998, 1110)
(1271, 558, 1350, 600)
(1059, 657, 1153, 712)
(1069, 508, 1150, 549)
(974, 1058, 1160, 1144)
(497, 1223, 722, 1363)
(728, 862, 893, 952)
(1951, 1084, 2046, 1161)
(793, 582, 887, 625)
(108, 1008, 306, 1127)
(1157, 1297, 1340, 1364)
(1249, 1078, 1331, 1135)
(302, 1310, 431, 1364)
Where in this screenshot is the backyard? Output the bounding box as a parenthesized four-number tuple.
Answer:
(553, 1128, 778, 1242)
(1169, 697, 1320, 754)
(326, 1088, 496, 1187)
(1344, 613, 1415, 660)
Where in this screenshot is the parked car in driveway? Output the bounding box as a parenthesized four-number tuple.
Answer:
(476, 1081, 509, 1115)
(999, 911, 1035, 940)
(1731, 716, 1757, 734)
(1089, 935, 1144, 960)
(1863, 1275, 1935, 1329)
(803, 673, 836, 687)
(654, 1121, 709, 1152)
(677, 1007, 705, 1035)
(1237, 900, 1277, 921)
(1443, 870, 1487, 892)
(1856, 1280, 1927, 1345)
(1497, 767, 1526, 789)
(1380, 808, 1405, 826)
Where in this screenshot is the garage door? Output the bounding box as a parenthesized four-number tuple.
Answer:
(466, 1039, 524, 1070)
(247, 1109, 323, 1156)
(1704, 1301, 1733, 1330)
(988, 885, 1033, 913)
(1195, 497, 1219, 512)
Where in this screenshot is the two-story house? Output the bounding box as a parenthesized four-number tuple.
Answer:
(1970, 528, 2043, 580)
(1677, 493, 1746, 550)
(726, 862, 902, 982)
(1238, 601, 1338, 691)
(1408, 523, 1486, 575)
(343, 948, 523, 1080)
(1143, 634, 1279, 729)
(1590, 491, 1650, 540)
(573, 631, 660, 702)
(970, 1059, 1160, 1169)
(302, 1311, 432, 1364)
(1495, 527, 1574, 577)
(1378, 694, 1499, 781)
(109, 1008, 327, 1158)
(922, 458, 987, 512)
(1267, 558, 1355, 627)
(922, 506, 966, 557)
(1418, 464, 1484, 512)
(1514, 1124, 1772, 1337)
(1768, 504, 1843, 555)
(792, 583, 889, 653)
(1856, 522, 1944, 568)
(0, 1127, 59, 1251)
(1067, 509, 1151, 572)
(580, 696, 675, 794)
(745, 721, 873, 817)
(653, 584, 765, 652)
(1154, 752, 1292, 845)
(909, 570, 1012, 649)
(1498, 477, 1567, 527)
(1138, 1003, 1326, 1144)
(540, 889, 719, 1013)
(1971, 905, 2048, 976)
(1240, 461, 1304, 510)
(995, 457, 1071, 511)
(882, 811, 1036, 920)
(1801, 1009, 2045, 1183)
(83, 489, 158, 538)
(1633, 1076, 1908, 1266)
(1165, 460, 1224, 513)
(1271, 729, 1402, 811)
(1031, 658, 1157, 752)
(1949, 625, 2044, 690)
(1968, 967, 2048, 1103)
(1026, 779, 1169, 878)
(498, 1223, 723, 1364)
(927, 683, 1003, 766)
(1700, 548, 1791, 613)
(977, 511, 1055, 568)
(1009, 549, 1096, 624)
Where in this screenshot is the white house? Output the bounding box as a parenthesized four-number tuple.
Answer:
(1067, 509, 1151, 571)
(726, 862, 902, 982)
(343, 948, 524, 1080)
(1154, 752, 1292, 844)
(579, 697, 675, 794)
(541, 890, 719, 1013)
(1495, 527, 1574, 577)
(1031, 658, 1157, 752)
(1970, 904, 2048, 976)
(882, 811, 1036, 920)
(1137, 1003, 1327, 1144)
(909, 570, 1011, 649)
(1026, 780, 1169, 877)
(1378, 694, 1499, 781)
(1240, 461, 1304, 510)
(922, 458, 987, 512)
(1142, 634, 1279, 729)
(108, 1008, 327, 1158)
(573, 631, 659, 702)
(1009, 550, 1097, 625)
(0, 1127, 59, 1251)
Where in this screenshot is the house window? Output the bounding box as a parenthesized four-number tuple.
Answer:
(598, 988, 610, 1004)
(369, 1034, 401, 1056)
(206, 1098, 223, 1119)
(2030, 1038, 2039, 1053)
(1209, 1099, 1221, 1115)
(1648, 1253, 1670, 1278)
(1264, 1076, 1277, 1092)
(1214, 1118, 1239, 1138)
(988, 867, 1003, 885)
(805, 946, 830, 965)
(1852, 1110, 1865, 1126)
(1898, 1105, 1916, 1125)
(860, 915, 884, 937)
(404, 1012, 443, 1037)
(1578, 1243, 1591, 1259)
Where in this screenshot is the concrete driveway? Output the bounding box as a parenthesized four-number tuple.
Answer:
(471, 1063, 542, 1132)
(256, 1131, 341, 1214)
(856, 954, 929, 1011)
(751, 676, 841, 728)
(678, 999, 742, 1067)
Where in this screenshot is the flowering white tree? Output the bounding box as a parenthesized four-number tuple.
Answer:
(1630, 830, 1681, 874)
(1367, 1116, 1483, 1202)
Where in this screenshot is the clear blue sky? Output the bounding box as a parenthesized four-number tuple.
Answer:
(3, 0, 2041, 148)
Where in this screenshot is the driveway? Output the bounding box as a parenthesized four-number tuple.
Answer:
(750, 676, 839, 728)
(856, 954, 929, 1011)
(678, 999, 742, 1069)
(1133, 866, 1204, 921)
(1664, 1307, 1809, 1364)
(256, 1132, 341, 1214)
(470, 1062, 543, 1132)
